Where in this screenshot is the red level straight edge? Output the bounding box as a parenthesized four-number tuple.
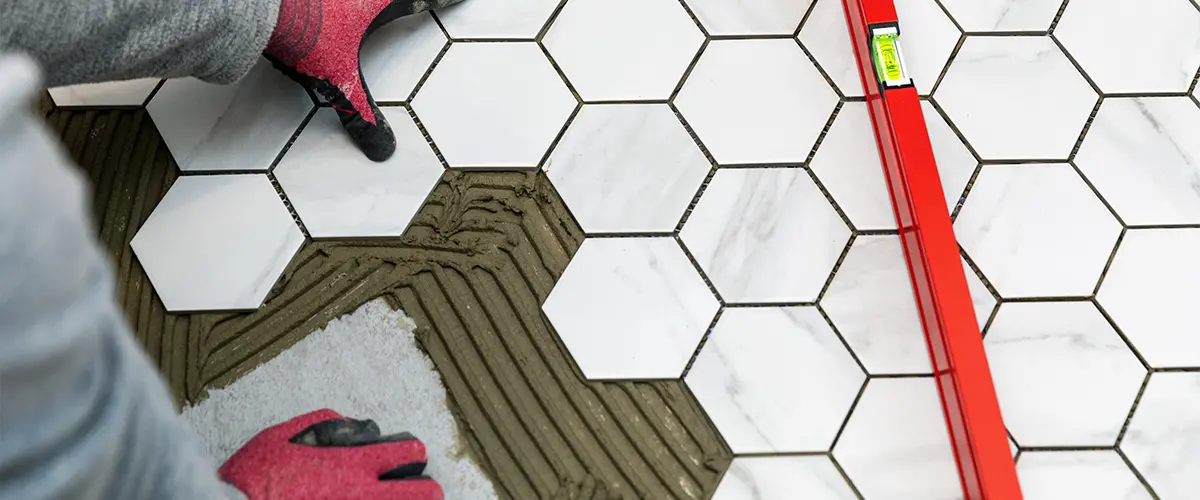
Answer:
(839, 0, 1023, 498)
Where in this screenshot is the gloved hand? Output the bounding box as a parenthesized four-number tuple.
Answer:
(219, 409, 442, 500)
(263, 0, 465, 162)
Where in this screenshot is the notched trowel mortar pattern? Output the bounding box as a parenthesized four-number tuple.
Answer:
(43, 105, 733, 500)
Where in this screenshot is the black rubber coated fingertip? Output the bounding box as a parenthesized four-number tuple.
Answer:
(379, 461, 428, 480)
(342, 110, 396, 163)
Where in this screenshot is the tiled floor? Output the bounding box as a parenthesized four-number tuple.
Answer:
(47, 0, 1200, 498)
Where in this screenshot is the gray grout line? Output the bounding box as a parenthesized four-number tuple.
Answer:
(795, 0, 824, 37)
(679, 306, 724, 377)
(828, 453, 868, 500)
(827, 376, 870, 453)
(669, 38, 709, 101)
(674, 0, 710, 38)
(1048, 0, 1071, 33)
(931, 0, 964, 33)
(1093, 297, 1153, 371)
(817, 301, 872, 377)
(927, 33, 965, 97)
(535, 0, 571, 42)
(796, 37, 849, 101)
(1116, 445, 1162, 499)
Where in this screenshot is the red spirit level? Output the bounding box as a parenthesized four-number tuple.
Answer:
(839, 0, 1023, 498)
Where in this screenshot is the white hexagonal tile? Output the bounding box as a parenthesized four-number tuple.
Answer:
(411, 42, 576, 168)
(800, 0, 959, 96)
(964, 256, 998, 327)
(48, 78, 161, 107)
(1075, 97, 1200, 226)
(686, 307, 865, 453)
(1017, 451, 1153, 500)
(147, 59, 313, 172)
(360, 12, 448, 102)
(542, 237, 718, 379)
(940, 0, 1064, 32)
(685, 0, 811, 36)
(1098, 228, 1200, 368)
(955, 164, 1121, 298)
(545, 104, 710, 233)
(131, 174, 304, 312)
(711, 456, 858, 500)
(1122, 372, 1200, 498)
(274, 108, 443, 238)
(680, 168, 851, 303)
(924, 101, 977, 213)
(797, 0, 864, 98)
(822, 235, 930, 375)
(810, 102, 896, 230)
(935, 36, 1097, 160)
(1056, 0, 1200, 94)
(676, 39, 838, 165)
(986, 301, 1145, 447)
(435, 0, 560, 39)
(543, 0, 703, 101)
(833, 377, 961, 500)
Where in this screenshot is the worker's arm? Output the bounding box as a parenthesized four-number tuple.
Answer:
(0, 0, 277, 86)
(0, 52, 245, 500)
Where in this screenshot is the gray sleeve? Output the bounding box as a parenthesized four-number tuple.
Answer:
(0, 0, 278, 86)
(0, 53, 244, 500)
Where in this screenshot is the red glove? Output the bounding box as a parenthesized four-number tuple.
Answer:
(219, 409, 442, 500)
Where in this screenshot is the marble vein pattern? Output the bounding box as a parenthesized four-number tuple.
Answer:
(146, 58, 313, 172)
(675, 39, 839, 165)
(686, 307, 865, 453)
(834, 377, 961, 500)
(274, 108, 445, 238)
(130, 174, 304, 312)
(955, 163, 1121, 298)
(543, 0, 704, 101)
(1055, 0, 1200, 94)
(1121, 372, 1200, 499)
(680, 168, 851, 303)
(810, 102, 897, 231)
(1097, 228, 1200, 368)
(545, 104, 711, 234)
(985, 301, 1145, 447)
(1074, 97, 1200, 226)
(711, 456, 858, 499)
(411, 42, 576, 168)
(359, 12, 448, 102)
(541, 237, 719, 380)
(939, 0, 1064, 32)
(685, 0, 813, 36)
(435, 0, 561, 39)
(822, 235, 931, 375)
(1017, 450, 1153, 500)
(934, 36, 1097, 160)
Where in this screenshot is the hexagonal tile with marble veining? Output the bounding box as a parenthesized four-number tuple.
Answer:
(955, 163, 1121, 298)
(359, 12, 448, 102)
(711, 456, 858, 499)
(675, 39, 838, 165)
(939, 0, 1064, 32)
(685, 0, 812, 36)
(411, 42, 576, 169)
(986, 301, 1146, 447)
(833, 377, 961, 500)
(680, 168, 851, 304)
(1120, 372, 1200, 499)
(130, 174, 305, 312)
(1056, 0, 1200, 94)
(543, 0, 703, 101)
(686, 307, 865, 453)
(822, 235, 930, 375)
(274, 108, 445, 238)
(1075, 97, 1200, 226)
(545, 104, 710, 234)
(541, 237, 719, 380)
(146, 59, 313, 172)
(434, 0, 561, 39)
(1017, 451, 1153, 500)
(1098, 228, 1200, 368)
(809, 102, 897, 231)
(935, 36, 1097, 160)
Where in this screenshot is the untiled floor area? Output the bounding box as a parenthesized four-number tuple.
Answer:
(46, 0, 1200, 498)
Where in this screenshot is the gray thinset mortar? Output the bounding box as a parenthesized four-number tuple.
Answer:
(44, 106, 733, 500)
